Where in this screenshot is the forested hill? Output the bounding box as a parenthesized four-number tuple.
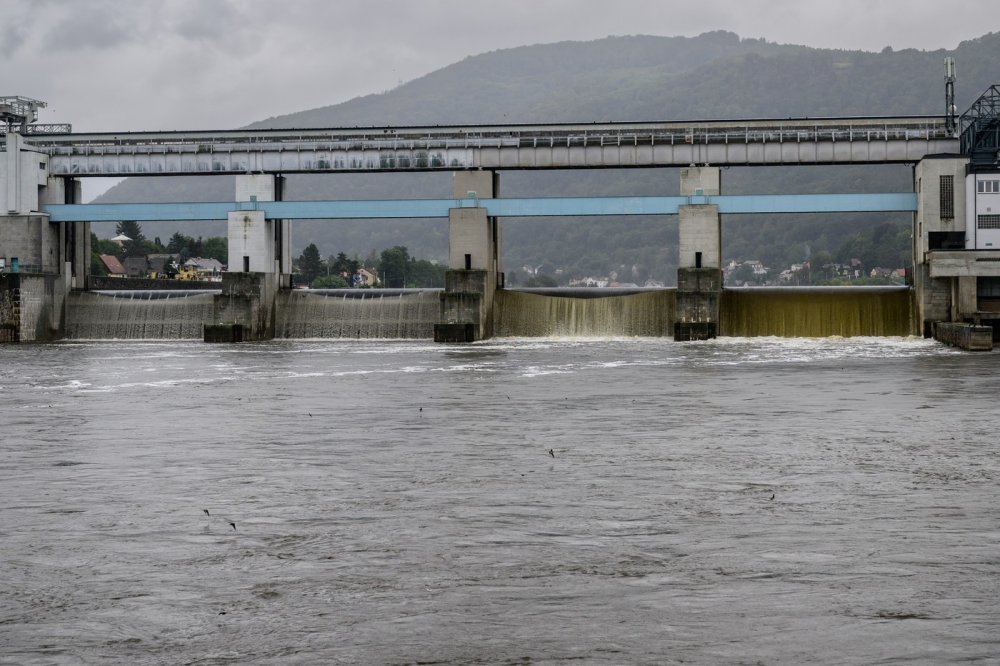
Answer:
(97, 31, 1000, 284)
(247, 30, 997, 126)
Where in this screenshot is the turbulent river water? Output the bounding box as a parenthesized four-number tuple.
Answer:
(1, 337, 998, 665)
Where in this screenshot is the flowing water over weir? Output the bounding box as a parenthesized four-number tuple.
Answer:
(60, 286, 915, 340)
(495, 289, 676, 337)
(721, 286, 915, 337)
(276, 289, 440, 339)
(64, 290, 218, 339)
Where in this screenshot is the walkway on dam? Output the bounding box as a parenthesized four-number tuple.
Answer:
(14, 115, 957, 176)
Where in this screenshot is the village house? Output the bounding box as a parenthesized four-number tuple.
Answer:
(356, 267, 378, 287)
(98, 254, 126, 278)
(183, 257, 225, 279)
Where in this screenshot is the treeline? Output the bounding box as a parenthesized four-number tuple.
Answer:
(91, 221, 227, 272)
(295, 243, 446, 288)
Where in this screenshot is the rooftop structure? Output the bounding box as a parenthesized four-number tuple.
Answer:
(0, 96, 71, 136)
(960, 84, 1000, 170)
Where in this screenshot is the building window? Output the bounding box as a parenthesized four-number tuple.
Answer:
(940, 175, 954, 219)
(978, 277, 1000, 298)
(978, 180, 1000, 193)
(978, 214, 1000, 229)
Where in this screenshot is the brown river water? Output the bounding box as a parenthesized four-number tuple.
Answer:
(1, 337, 998, 664)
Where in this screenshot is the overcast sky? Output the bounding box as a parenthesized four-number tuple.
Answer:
(4, 0, 995, 200)
(6, 0, 996, 133)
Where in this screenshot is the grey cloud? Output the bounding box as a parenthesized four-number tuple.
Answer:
(1, 24, 28, 56)
(43, 3, 135, 52)
(4, 0, 997, 135)
(172, 0, 248, 41)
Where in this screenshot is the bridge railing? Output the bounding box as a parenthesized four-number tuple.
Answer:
(26, 116, 957, 174)
(38, 123, 950, 155)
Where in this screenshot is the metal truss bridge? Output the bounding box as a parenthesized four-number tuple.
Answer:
(19, 116, 958, 177)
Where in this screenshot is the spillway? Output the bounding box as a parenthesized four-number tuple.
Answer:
(59, 285, 917, 341)
(276, 289, 440, 339)
(65, 290, 218, 339)
(494, 289, 675, 337)
(720, 286, 915, 337)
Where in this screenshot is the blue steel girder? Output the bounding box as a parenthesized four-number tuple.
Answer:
(41, 193, 917, 222)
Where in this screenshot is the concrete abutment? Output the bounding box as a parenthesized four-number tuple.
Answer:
(435, 171, 502, 343)
(1, 132, 88, 341)
(674, 167, 722, 340)
(204, 271, 278, 342)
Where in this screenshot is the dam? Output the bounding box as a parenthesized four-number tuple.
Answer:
(3, 79, 999, 346)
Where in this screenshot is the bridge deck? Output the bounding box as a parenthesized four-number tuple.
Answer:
(15, 116, 958, 176)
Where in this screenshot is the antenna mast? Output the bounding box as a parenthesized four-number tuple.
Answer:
(944, 57, 957, 135)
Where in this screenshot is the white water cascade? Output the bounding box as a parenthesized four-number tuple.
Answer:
(65, 290, 218, 339)
(276, 289, 440, 339)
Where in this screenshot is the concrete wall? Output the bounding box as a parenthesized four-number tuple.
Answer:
(0, 274, 17, 342)
(448, 208, 493, 270)
(678, 205, 721, 269)
(928, 251, 1000, 277)
(968, 173, 1000, 250)
(228, 210, 275, 273)
(674, 167, 723, 340)
(88, 276, 220, 290)
(914, 157, 968, 256)
(933, 321, 993, 351)
(680, 166, 721, 196)
(449, 171, 501, 277)
(235, 174, 275, 202)
(954, 276, 978, 321)
(675, 267, 723, 340)
(0, 273, 65, 342)
(914, 156, 970, 333)
(912, 263, 950, 336)
(436, 171, 502, 342)
(438, 270, 490, 341)
(2, 134, 49, 215)
(208, 272, 278, 341)
(230, 175, 291, 285)
(0, 215, 62, 274)
(452, 170, 497, 199)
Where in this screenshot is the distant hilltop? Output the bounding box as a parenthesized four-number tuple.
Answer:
(96, 30, 1000, 286)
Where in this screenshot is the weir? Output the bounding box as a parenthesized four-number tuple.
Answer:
(495, 289, 675, 337)
(54, 284, 918, 340)
(276, 289, 440, 339)
(720, 287, 915, 337)
(64, 290, 217, 339)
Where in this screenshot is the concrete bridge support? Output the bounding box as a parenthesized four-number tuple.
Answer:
(674, 166, 723, 340)
(204, 271, 278, 342)
(434, 171, 503, 343)
(228, 174, 292, 287)
(1, 133, 88, 341)
(40, 176, 88, 290)
(205, 174, 290, 342)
